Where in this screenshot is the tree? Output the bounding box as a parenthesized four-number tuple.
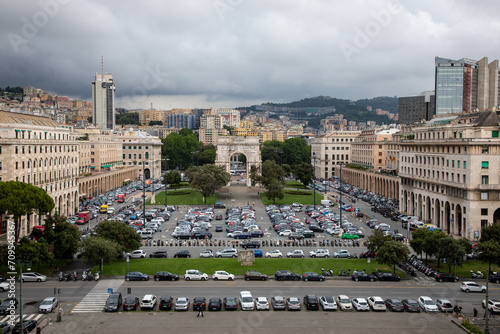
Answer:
(149, 120, 163, 126)
(282, 137, 311, 166)
(161, 132, 201, 170)
(164, 170, 181, 186)
(32, 214, 80, 259)
(80, 236, 121, 265)
(422, 230, 447, 263)
(186, 164, 230, 204)
(436, 236, 466, 273)
(365, 230, 391, 253)
(294, 162, 314, 188)
(264, 178, 285, 204)
(480, 224, 500, 243)
(116, 112, 140, 125)
(410, 228, 433, 259)
(261, 145, 282, 164)
(260, 160, 286, 187)
(282, 164, 291, 177)
(16, 237, 54, 272)
(0, 181, 54, 243)
(249, 165, 260, 187)
(198, 148, 216, 165)
(95, 220, 142, 253)
(376, 241, 409, 273)
(478, 240, 500, 274)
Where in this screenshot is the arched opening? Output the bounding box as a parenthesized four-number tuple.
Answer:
(455, 205, 463, 237)
(445, 202, 451, 234)
(230, 152, 247, 184)
(435, 200, 441, 228)
(425, 197, 431, 223)
(144, 168, 151, 180)
(493, 208, 500, 225)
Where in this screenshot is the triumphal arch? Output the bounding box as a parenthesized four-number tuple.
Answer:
(215, 136, 261, 186)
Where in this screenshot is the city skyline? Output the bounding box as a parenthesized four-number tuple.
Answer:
(1, 0, 499, 109)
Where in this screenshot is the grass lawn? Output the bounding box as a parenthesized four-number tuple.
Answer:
(146, 190, 218, 206)
(424, 259, 500, 278)
(260, 190, 323, 205)
(0, 258, 70, 277)
(286, 180, 306, 188)
(97, 258, 402, 277)
(168, 182, 190, 189)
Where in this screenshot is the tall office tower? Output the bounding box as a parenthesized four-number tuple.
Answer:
(435, 56, 500, 116)
(92, 73, 115, 129)
(398, 91, 435, 124)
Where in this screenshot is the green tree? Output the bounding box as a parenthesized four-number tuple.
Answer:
(365, 230, 391, 253)
(478, 240, 500, 274)
(95, 220, 142, 253)
(31, 214, 80, 259)
(261, 145, 282, 164)
(436, 236, 466, 273)
(480, 224, 500, 243)
(16, 237, 54, 272)
(161, 132, 201, 170)
(294, 162, 314, 188)
(422, 230, 447, 263)
(410, 228, 433, 259)
(149, 120, 163, 126)
(264, 178, 285, 204)
(282, 137, 311, 166)
(179, 128, 194, 136)
(186, 164, 230, 204)
(164, 170, 182, 187)
(260, 160, 286, 187)
(80, 236, 121, 265)
(223, 125, 234, 134)
(198, 147, 216, 165)
(116, 112, 140, 125)
(376, 241, 410, 273)
(249, 165, 260, 187)
(0, 181, 54, 243)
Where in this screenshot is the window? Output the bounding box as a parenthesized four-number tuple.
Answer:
(464, 161, 466, 169)
(123, 154, 125, 159)
(123, 146, 126, 149)
(128, 146, 132, 149)
(482, 146, 489, 154)
(128, 154, 131, 159)
(493, 131, 499, 138)
(482, 161, 489, 169)
(482, 175, 489, 184)
(139, 154, 142, 159)
(481, 208, 488, 215)
(481, 192, 488, 200)
(457, 161, 460, 168)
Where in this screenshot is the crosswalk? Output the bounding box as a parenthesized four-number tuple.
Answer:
(0, 313, 44, 323)
(72, 279, 124, 313)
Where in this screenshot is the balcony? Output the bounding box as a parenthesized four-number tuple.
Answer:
(479, 184, 500, 191)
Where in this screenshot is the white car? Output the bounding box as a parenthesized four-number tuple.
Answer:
(352, 298, 369, 311)
(309, 249, 330, 258)
(129, 250, 147, 259)
(333, 249, 350, 258)
(286, 250, 305, 258)
(199, 250, 213, 258)
(279, 230, 292, 237)
(0, 283, 9, 292)
(20, 273, 47, 282)
(265, 250, 283, 258)
(212, 271, 235, 281)
(140, 294, 157, 310)
(255, 297, 270, 310)
(319, 296, 337, 311)
(418, 296, 439, 313)
(461, 281, 486, 293)
(185, 269, 208, 281)
(482, 299, 500, 313)
(367, 296, 386, 311)
(38, 297, 58, 313)
(336, 295, 352, 311)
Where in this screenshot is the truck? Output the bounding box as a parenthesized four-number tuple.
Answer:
(100, 204, 108, 214)
(117, 194, 125, 203)
(320, 200, 332, 207)
(77, 211, 91, 225)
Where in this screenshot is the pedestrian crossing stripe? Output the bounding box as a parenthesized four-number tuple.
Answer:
(0, 313, 43, 323)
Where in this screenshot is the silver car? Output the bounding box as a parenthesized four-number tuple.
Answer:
(175, 297, 190, 311)
(287, 297, 301, 311)
(39, 297, 58, 313)
(20, 273, 47, 282)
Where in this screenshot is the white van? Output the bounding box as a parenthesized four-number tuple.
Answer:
(239, 291, 254, 311)
(138, 230, 153, 239)
(321, 200, 332, 207)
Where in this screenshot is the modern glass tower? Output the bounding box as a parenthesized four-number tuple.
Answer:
(92, 73, 115, 129)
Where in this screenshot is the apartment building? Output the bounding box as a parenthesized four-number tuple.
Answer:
(198, 128, 229, 145)
(139, 109, 166, 125)
(119, 129, 163, 179)
(350, 128, 400, 171)
(310, 130, 360, 180)
(399, 109, 500, 239)
(76, 130, 123, 175)
(215, 109, 240, 127)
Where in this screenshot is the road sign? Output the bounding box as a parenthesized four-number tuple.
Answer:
(108, 288, 113, 294)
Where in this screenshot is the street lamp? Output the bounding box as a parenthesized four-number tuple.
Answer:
(312, 152, 317, 210)
(17, 260, 32, 332)
(164, 158, 170, 209)
(142, 161, 146, 221)
(339, 164, 345, 226)
(486, 270, 491, 333)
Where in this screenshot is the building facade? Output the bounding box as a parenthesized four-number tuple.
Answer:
(92, 73, 115, 130)
(350, 128, 401, 171)
(399, 91, 435, 125)
(119, 129, 163, 180)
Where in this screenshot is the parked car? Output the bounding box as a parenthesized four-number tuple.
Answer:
(352, 272, 377, 282)
(286, 297, 301, 311)
(417, 296, 439, 313)
(174, 250, 191, 258)
(319, 296, 337, 311)
(125, 272, 149, 281)
(149, 250, 167, 258)
(38, 297, 58, 313)
(253, 249, 263, 258)
(158, 296, 173, 311)
(286, 250, 305, 258)
(435, 272, 459, 282)
(367, 296, 386, 311)
(0, 322, 11, 334)
(461, 281, 486, 293)
(12, 319, 37, 334)
(199, 249, 213, 258)
(341, 232, 360, 239)
(104, 293, 123, 312)
(215, 249, 238, 258)
(153, 271, 179, 281)
(212, 270, 235, 281)
(271, 296, 286, 310)
(255, 297, 270, 311)
(20, 272, 46, 282)
(129, 250, 147, 259)
(436, 298, 453, 313)
(489, 274, 500, 284)
(309, 249, 330, 258)
(402, 299, 421, 312)
(140, 294, 157, 310)
(244, 270, 268, 281)
(352, 298, 369, 311)
(0, 298, 17, 315)
(275, 270, 301, 281)
(223, 297, 238, 311)
(174, 297, 190, 311)
(0, 283, 8, 293)
(185, 270, 208, 281)
(336, 295, 353, 311)
(333, 249, 350, 258)
(265, 250, 283, 258)
(385, 298, 404, 312)
(302, 272, 325, 281)
(208, 298, 222, 311)
(482, 299, 500, 314)
(378, 272, 401, 281)
(193, 297, 207, 311)
(123, 297, 140, 311)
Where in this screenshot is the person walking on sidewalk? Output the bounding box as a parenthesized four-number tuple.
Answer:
(197, 307, 204, 317)
(474, 307, 478, 318)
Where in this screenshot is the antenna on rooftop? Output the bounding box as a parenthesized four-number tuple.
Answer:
(151, 103, 153, 109)
(101, 56, 103, 74)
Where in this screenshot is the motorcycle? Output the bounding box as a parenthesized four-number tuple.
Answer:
(74, 271, 78, 281)
(94, 271, 100, 281)
(322, 268, 334, 276)
(65, 272, 73, 281)
(88, 271, 94, 281)
(58, 271, 64, 282)
(470, 270, 484, 279)
(82, 270, 87, 281)
(338, 269, 351, 276)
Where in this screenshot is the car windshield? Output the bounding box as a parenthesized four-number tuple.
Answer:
(408, 301, 418, 306)
(0, 300, 11, 306)
(424, 300, 434, 305)
(41, 300, 53, 305)
(375, 301, 384, 305)
(125, 298, 136, 303)
(242, 297, 253, 303)
(393, 301, 403, 306)
(107, 296, 119, 303)
(340, 298, 350, 303)
(289, 300, 299, 304)
(177, 300, 187, 305)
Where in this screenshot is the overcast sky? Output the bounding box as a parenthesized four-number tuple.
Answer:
(1, 0, 499, 109)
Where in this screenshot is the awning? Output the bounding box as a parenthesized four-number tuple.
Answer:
(79, 169, 84, 171)
(15, 130, 20, 132)
(101, 164, 111, 168)
(90, 166, 95, 169)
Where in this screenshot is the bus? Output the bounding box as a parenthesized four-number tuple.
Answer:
(117, 194, 125, 203)
(100, 204, 108, 214)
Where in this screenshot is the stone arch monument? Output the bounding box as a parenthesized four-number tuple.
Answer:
(215, 136, 261, 186)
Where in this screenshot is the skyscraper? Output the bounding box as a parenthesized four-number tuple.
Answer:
(435, 56, 499, 116)
(92, 73, 115, 129)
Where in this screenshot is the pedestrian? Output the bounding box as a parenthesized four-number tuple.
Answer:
(197, 307, 204, 317)
(474, 307, 478, 318)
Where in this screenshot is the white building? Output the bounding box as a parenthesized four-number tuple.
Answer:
(92, 73, 115, 130)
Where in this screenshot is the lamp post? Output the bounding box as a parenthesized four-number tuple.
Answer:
(164, 158, 169, 209)
(142, 161, 146, 221)
(486, 270, 491, 333)
(339, 164, 343, 226)
(313, 152, 316, 210)
(18, 260, 32, 332)
(279, 151, 283, 166)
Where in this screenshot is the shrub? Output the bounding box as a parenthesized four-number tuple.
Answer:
(461, 319, 483, 334)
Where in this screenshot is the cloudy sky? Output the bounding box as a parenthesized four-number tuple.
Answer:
(1, 0, 499, 109)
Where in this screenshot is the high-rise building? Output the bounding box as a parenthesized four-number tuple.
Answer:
(92, 73, 115, 129)
(435, 56, 499, 116)
(215, 108, 240, 127)
(398, 91, 435, 124)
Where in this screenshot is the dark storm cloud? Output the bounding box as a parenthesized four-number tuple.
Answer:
(1, 0, 499, 108)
